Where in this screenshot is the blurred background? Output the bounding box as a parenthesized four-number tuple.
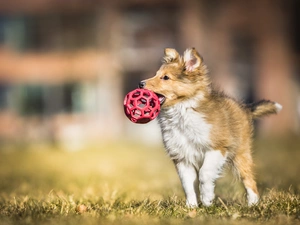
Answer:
(0, 0, 299, 150)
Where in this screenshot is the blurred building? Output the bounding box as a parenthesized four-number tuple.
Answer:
(0, 0, 299, 147)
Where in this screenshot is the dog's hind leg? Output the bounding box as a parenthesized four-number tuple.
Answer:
(175, 161, 199, 207)
(233, 150, 259, 206)
(199, 150, 227, 206)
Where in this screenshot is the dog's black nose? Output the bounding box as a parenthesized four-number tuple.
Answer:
(138, 81, 146, 89)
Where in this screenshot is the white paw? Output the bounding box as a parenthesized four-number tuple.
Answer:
(247, 188, 259, 206)
(201, 198, 213, 207)
(200, 193, 214, 207)
(186, 199, 198, 208)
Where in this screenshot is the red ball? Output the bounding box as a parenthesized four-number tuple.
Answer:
(124, 89, 160, 124)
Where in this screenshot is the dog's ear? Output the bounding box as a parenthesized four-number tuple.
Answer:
(163, 48, 180, 63)
(183, 48, 203, 72)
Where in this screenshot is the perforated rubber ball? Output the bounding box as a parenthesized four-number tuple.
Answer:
(124, 88, 160, 124)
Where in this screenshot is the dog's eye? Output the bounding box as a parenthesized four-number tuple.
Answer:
(162, 75, 170, 80)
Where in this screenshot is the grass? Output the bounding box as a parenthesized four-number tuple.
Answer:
(0, 139, 299, 225)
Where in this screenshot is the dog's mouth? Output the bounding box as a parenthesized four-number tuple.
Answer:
(155, 93, 166, 106)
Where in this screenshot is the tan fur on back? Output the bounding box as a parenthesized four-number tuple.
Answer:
(197, 92, 253, 156)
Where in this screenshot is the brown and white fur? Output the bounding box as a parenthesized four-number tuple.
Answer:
(139, 48, 282, 207)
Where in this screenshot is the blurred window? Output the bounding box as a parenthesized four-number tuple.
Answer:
(0, 83, 10, 110)
(0, 14, 98, 51)
(0, 17, 26, 50)
(18, 85, 44, 115)
(16, 83, 83, 116)
(0, 17, 6, 44)
(123, 6, 178, 48)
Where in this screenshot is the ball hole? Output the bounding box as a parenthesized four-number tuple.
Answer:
(137, 98, 147, 108)
(132, 109, 142, 118)
(132, 92, 141, 98)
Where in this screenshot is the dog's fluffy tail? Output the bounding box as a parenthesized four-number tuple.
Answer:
(248, 100, 282, 119)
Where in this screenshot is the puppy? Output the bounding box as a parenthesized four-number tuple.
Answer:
(138, 48, 282, 207)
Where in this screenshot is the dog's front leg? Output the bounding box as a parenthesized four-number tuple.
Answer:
(175, 161, 199, 207)
(199, 150, 227, 206)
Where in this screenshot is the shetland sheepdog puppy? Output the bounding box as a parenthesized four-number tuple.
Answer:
(138, 48, 282, 207)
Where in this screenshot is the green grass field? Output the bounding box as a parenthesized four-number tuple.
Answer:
(0, 139, 299, 225)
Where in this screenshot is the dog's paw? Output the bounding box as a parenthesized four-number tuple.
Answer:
(200, 192, 215, 207)
(186, 200, 199, 208)
(247, 188, 259, 206)
(201, 198, 214, 207)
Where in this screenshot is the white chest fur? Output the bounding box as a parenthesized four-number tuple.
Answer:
(158, 99, 212, 168)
